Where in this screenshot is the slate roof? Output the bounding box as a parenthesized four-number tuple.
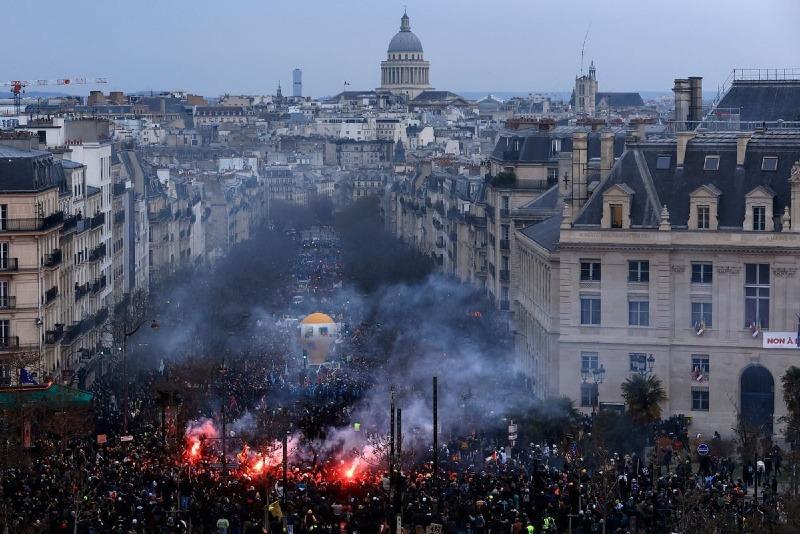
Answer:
(573, 130, 800, 229)
(411, 91, 470, 106)
(0, 147, 65, 192)
(596, 92, 645, 108)
(491, 130, 626, 164)
(713, 80, 800, 122)
(520, 213, 563, 252)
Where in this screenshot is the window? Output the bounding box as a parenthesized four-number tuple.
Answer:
(581, 352, 599, 371)
(691, 262, 713, 284)
(547, 168, 559, 181)
(761, 156, 778, 171)
(501, 196, 510, 210)
(692, 355, 710, 377)
(703, 155, 720, 171)
(628, 260, 650, 282)
(745, 263, 770, 328)
(501, 255, 509, 271)
(610, 204, 623, 228)
(580, 296, 601, 325)
(551, 139, 561, 154)
(656, 155, 671, 170)
(0, 205, 6, 231)
(0, 319, 8, 342)
(501, 224, 510, 240)
(580, 382, 598, 407)
(0, 243, 7, 270)
(628, 299, 650, 326)
(697, 205, 710, 229)
(753, 206, 766, 231)
(0, 281, 7, 308)
(692, 388, 709, 411)
(580, 261, 601, 281)
(629, 353, 648, 373)
(691, 302, 712, 327)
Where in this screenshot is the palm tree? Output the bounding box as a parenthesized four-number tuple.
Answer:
(621, 374, 667, 425)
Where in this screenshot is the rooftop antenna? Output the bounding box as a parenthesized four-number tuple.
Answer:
(579, 24, 591, 75)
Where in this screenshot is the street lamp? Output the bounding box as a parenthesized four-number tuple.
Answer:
(636, 354, 656, 379)
(581, 364, 606, 415)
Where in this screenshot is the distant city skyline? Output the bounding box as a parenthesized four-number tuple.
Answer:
(3, 0, 798, 98)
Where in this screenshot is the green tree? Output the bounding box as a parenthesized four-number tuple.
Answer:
(782, 366, 800, 495)
(620, 374, 667, 425)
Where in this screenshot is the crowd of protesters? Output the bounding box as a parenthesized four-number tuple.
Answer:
(1, 229, 797, 533)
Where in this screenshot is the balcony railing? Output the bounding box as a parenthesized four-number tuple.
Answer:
(0, 211, 64, 233)
(43, 248, 63, 268)
(500, 208, 509, 218)
(44, 286, 58, 304)
(89, 243, 106, 262)
(45, 324, 64, 345)
(500, 270, 510, 282)
(113, 182, 127, 196)
(0, 296, 16, 309)
(499, 300, 510, 311)
(114, 211, 125, 224)
(75, 282, 90, 301)
(499, 239, 510, 250)
(90, 212, 105, 229)
(0, 258, 18, 272)
(91, 275, 107, 294)
(0, 336, 20, 351)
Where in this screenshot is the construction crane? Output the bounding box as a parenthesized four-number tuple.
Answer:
(1, 77, 108, 114)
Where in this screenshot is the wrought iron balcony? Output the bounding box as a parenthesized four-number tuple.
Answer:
(44, 286, 58, 305)
(89, 243, 106, 262)
(43, 248, 63, 268)
(0, 258, 18, 272)
(0, 211, 64, 233)
(90, 212, 105, 229)
(75, 282, 91, 301)
(45, 324, 64, 345)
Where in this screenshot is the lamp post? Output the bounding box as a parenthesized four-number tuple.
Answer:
(122, 318, 159, 434)
(218, 359, 229, 479)
(581, 364, 606, 415)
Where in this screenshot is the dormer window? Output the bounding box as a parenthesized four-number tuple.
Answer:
(610, 205, 623, 228)
(703, 155, 720, 171)
(656, 155, 671, 170)
(601, 184, 634, 229)
(761, 156, 778, 171)
(551, 139, 561, 154)
(688, 185, 721, 230)
(743, 186, 776, 231)
(697, 205, 710, 229)
(753, 206, 766, 231)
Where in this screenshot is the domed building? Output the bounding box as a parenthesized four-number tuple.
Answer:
(379, 11, 432, 99)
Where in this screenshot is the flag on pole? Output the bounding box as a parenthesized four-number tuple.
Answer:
(19, 368, 37, 385)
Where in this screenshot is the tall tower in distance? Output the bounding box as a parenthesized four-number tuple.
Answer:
(574, 60, 598, 116)
(293, 68, 302, 98)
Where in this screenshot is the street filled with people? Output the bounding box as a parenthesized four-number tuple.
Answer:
(2, 206, 799, 533)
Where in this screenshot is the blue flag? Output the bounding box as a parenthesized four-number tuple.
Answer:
(19, 368, 37, 385)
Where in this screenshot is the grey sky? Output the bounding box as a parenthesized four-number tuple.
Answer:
(5, 0, 799, 98)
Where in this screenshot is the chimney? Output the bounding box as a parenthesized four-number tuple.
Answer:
(736, 132, 751, 167)
(600, 132, 614, 179)
(688, 76, 703, 123)
(672, 79, 691, 129)
(571, 132, 588, 212)
(676, 131, 695, 168)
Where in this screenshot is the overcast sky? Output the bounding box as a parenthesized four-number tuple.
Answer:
(5, 0, 798, 98)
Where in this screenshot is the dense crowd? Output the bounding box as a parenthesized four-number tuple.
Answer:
(1, 232, 796, 533)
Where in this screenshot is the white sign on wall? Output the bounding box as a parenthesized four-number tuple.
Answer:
(762, 332, 800, 349)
